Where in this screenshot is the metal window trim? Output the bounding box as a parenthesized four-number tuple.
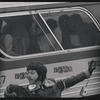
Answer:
(37, 6, 100, 51)
(0, 10, 64, 59)
(37, 6, 100, 32)
(37, 11, 64, 51)
(0, 6, 100, 59)
(29, 11, 57, 51)
(0, 10, 37, 17)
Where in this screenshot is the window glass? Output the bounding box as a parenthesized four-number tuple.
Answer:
(0, 14, 60, 56)
(33, 14, 61, 52)
(41, 10, 100, 49)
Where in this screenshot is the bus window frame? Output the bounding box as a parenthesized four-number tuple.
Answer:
(0, 10, 64, 58)
(36, 11, 64, 51)
(38, 7, 100, 32)
(37, 6, 100, 52)
(0, 11, 33, 58)
(0, 6, 100, 59)
(29, 11, 62, 51)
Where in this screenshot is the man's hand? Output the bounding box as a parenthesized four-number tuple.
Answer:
(88, 60, 97, 75)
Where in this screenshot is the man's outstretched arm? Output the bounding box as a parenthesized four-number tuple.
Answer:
(56, 60, 97, 91)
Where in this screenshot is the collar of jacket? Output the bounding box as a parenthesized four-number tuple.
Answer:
(43, 78, 55, 87)
(28, 78, 55, 91)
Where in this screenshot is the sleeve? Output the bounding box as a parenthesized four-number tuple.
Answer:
(4, 84, 17, 98)
(4, 84, 35, 98)
(56, 70, 90, 91)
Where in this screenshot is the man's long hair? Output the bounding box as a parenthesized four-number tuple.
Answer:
(27, 61, 47, 82)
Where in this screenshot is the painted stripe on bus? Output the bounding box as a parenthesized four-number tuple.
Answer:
(0, 49, 100, 71)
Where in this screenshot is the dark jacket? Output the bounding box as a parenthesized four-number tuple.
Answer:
(24, 70, 90, 98)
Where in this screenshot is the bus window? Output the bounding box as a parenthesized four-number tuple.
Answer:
(0, 15, 32, 56)
(41, 10, 100, 49)
(32, 14, 61, 53)
(0, 13, 61, 57)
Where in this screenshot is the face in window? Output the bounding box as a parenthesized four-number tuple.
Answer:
(69, 14, 83, 31)
(26, 70, 39, 84)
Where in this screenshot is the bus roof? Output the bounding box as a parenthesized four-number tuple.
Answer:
(0, 2, 62, 8)
(0, 2, 99, 13)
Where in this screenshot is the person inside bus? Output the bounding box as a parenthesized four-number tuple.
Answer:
(1, 16, 32, 56)
(58, 15, 72, 49)
(3, 34, 18, 56)
(68, 14, 96, 48)
(68, 14, 82, 48)
(46, 19, 62, 44)
(0, 19, 12, 58)
(86, 22, 99, 45)
(0, 18, 18, 56)
(37, 19, 62, 52)
(4, 60, 97, 98)
(0, 19, 14, 55)
(0, 19, 4, 51)
(29, 20, 41, 54)
(10, 16, 31, 56)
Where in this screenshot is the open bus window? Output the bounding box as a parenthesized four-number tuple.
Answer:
(41, 10, 100, 50)
(0, 14, 61, 57)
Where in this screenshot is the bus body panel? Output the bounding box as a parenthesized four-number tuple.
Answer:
(0, 49, 100, 97)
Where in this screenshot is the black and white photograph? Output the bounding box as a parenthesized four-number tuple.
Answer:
(0, 2, 100, 98)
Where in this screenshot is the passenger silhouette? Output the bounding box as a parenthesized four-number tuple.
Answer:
(69, 14, 96, 48)
(68, 14, 83, 48)
(59, 15, 71, 49)
(46, 19, 62, 44)
(37, 19, 62, 52)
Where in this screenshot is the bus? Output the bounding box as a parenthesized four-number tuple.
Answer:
(0, 2, 100, 98)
